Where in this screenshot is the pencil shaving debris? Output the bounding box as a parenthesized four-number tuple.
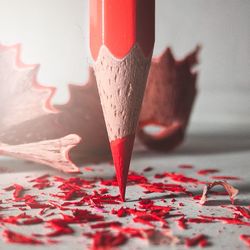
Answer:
(0, 166, 247, 248)
(199, 181, 239, 205)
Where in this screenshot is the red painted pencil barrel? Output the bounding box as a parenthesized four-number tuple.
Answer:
(90, 0, 155, 60)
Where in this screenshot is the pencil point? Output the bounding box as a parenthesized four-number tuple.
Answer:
(110, 134, 135, 202)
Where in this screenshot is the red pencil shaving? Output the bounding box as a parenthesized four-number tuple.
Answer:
(90, 0, 155, 201)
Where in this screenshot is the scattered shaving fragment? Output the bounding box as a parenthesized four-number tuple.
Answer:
(158, 172, 201, 184)
(177, 217, 187, 230)
(141, 182, 187, 194)
(2, 230, 43, 245)
(138, 46, 200, 151)
(45, 219, 74, 237)
(29, 174, 51, 189)
(91, 231, 128, 250)
(4, 184, 25, 200)
(235, 206, 250, 219)
(240, 235, 250, 247)
(0, 166, 246, 249)
(187, 218, 213, 224)
(199, 181, 239, 205)
(199, 215, 250, 226)
(91, 221, 122, 229)
(185, 234, 209, 248)
(178, 164, 194, 169)
(197, 169, 219, 175)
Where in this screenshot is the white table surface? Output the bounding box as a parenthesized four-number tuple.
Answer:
(0, 119, 249, 250)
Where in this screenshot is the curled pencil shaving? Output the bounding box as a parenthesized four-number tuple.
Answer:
(200, 181, 239, 205)
(0, 134, 80, 173)
(138, 46, 200, 151)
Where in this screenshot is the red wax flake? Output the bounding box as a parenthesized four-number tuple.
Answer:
(139, 199, 154, 209)
(129, 204, 171, 220)
(65, 188, 88, 198)
(199, 215, 250, 226)
(27, 202, 53, 209)
(98, 188, 108, 194)
(4, 184, 25, 200)
(29, 174, 51, 189)
(55, 176, 95, 190)
(53, 189, 86, 201)
(113, 227, 152, 239)
(164, 172, 200, 184)
(0, 213, 42, 226)
(117, 208, 127, 217)
(127, 171, 148, 184)
(143, 166, 153, 172)
(19, 217, 43, 225)
(187, 218, 213, 224)
(197, 169, 219, 175)
(13, 184, 25, 200)
(46, 219, 74, 237)
(100, 178, 118, 186)
(177, 217, 187, 229)
(178, 165, 194, 169)
(2, 230, 43, 245)
(240, 235, 250, 247)
(235, 206, 250, 219)
(91, 221, 122, 229)
(133, 215, 155, 227)
(91, 231, 127, 250)
(211, 176, 241, 181)
(150, 205, 172, 215)
(51, 201, 70, 210)
(62, 209, 104, 224)
(89, 192, 121, 204)
(193, 195, 202, 200)
(141, 182, 187, 194)
(44, 212, 56, 218)
(112, 207, 128, 217)
(132, 211, 168, 227)
(154, 173, 165, 179)
(185, 234, 209, 247)
(82, 193, 121, 207)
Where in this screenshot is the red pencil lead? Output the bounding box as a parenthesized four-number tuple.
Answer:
(110, 134, 135, 201)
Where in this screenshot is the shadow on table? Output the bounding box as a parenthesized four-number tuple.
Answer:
(177, 128, 250, 155)
(0, 158, 71, 175)
(205, 199, 250, 206)
(135, 126, 250, 157)
(0, 157, 116, 180)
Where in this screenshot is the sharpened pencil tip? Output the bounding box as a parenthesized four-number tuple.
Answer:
(110, 134, 135, 202)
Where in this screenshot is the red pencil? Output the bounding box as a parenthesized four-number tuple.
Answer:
(90, 0, 155, 201)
